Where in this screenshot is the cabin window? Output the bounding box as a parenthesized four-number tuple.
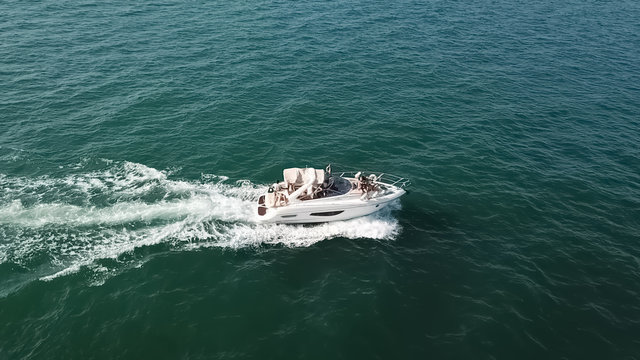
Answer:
(310, 210, 344, 216)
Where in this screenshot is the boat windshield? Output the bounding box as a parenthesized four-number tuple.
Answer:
(324, 176, 352, 197)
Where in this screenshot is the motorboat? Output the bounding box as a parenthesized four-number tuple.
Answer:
(256, 165, 408, 224)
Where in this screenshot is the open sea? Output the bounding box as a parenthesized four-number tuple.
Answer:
(1, 0, 640, 358)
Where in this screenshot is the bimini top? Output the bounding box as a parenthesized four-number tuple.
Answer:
(283, 168, 326, 188)
(282, 167, 327, 201)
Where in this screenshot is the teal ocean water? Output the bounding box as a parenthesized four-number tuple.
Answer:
(2, 0, 640, 358)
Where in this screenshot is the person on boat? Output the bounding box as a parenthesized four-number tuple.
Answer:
(358, 174, 369, 191)
(276, 191, 288, 206)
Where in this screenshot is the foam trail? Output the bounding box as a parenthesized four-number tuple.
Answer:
(215, 208, 400, 249)
(0, 160, 403, 285)
(0, 198, 214, 227)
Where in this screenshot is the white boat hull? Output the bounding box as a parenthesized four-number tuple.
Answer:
(256, 185, 405, 224)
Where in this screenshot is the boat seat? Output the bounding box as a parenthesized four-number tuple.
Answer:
(265, 192, 277, 208)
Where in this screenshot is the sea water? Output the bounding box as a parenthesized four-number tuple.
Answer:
(1, 0, 639, 358)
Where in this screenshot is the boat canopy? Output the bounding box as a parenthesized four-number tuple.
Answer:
(283, 168, 325, 187)
(283, 167, 326, 201)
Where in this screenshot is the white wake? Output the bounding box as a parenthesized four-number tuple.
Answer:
(0, 161, 401, 283)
